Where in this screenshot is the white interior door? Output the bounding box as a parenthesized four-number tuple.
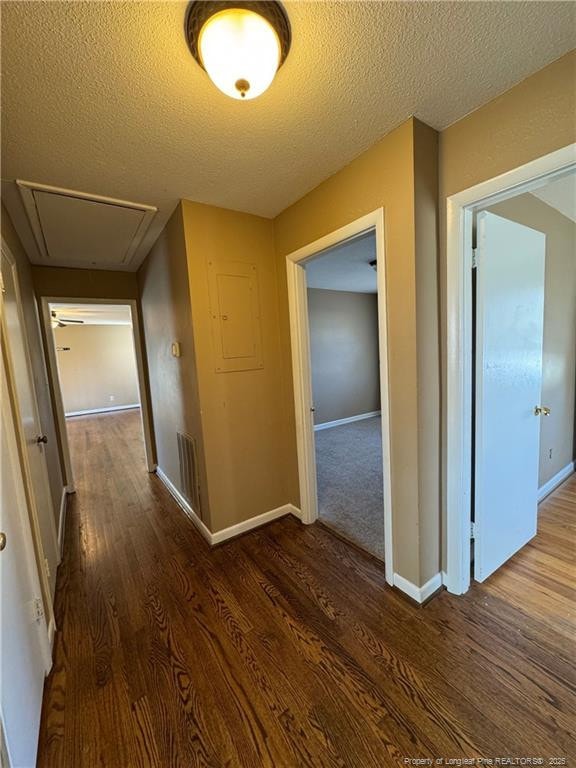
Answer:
(1, 248, 58, 598)
(1, 340, 51, 768)
(474, 211, 546, 581)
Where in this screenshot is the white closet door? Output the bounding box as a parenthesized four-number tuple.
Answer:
(474, 211, 546, 581)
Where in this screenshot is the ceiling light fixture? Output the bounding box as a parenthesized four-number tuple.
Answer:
(185, 1, 291, 101)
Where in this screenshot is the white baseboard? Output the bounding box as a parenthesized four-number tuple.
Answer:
(211, 503, 301, 544)
(65, 403, 140, 417)
(538, 461, 575, 502)
(393, 572, 443, 604)
(155, 466, 301, 546)
(155, 467, 213, 544)
(314, 410, 381, 432)
(57, 486, 70, 562)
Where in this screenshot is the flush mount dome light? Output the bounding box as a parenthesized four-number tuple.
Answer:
(185, 1, 291, 100)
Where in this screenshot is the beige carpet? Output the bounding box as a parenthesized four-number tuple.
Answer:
(315, 416, 385, 560)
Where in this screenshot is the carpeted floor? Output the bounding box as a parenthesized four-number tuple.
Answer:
(314, 416, 385, 560)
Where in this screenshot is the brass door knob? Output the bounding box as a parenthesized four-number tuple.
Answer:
(534, 406, 551, 416)
(0, 532, 6, 551)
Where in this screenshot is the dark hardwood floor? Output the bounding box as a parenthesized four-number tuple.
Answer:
(37, 409, 576, 766)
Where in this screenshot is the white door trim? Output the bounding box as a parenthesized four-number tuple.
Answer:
(285, 208, 394, 585)
(0, 273, 53, 672)
(40, 296, 157, 491)
(1, 243, 60, 558)
(1, 242, 59, 625)
(445, 143, 576, 595)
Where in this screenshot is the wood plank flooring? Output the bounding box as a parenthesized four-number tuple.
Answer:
(37, 409, 576, 766)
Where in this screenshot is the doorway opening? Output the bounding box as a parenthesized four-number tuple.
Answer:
(41, 298, 155, 500)
(305, 231, 384, 559)
(285, 209, 394, 584)
(445, 144, 575, 594)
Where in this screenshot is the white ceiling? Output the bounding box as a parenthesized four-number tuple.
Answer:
(531, 173, 576, 223)
(305, 231, 377, 293)
(51, 303, 133, 326)
(1, 1, 575, 270)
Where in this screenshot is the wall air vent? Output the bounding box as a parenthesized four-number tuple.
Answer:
(16, 180, 157, 270)
(177, 432, 201, 517)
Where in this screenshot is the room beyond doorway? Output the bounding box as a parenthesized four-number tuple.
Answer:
(305, 231, 384, 559)
(41, 297, 156, 495)
(284, 209, 393, 582)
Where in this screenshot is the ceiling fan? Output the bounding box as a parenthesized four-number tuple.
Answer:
(51, 310, 85, 328)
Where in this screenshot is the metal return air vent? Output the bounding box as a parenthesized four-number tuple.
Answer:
(177, 432, 201, 516)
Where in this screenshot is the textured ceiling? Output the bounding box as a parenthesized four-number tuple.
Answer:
(306, 232, 377, 293)
(1, 1, 575, 269)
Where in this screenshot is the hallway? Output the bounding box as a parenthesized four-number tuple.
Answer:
(38, 410, 576, 766)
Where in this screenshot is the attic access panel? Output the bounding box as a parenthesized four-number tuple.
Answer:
(17, 181, 157, 269)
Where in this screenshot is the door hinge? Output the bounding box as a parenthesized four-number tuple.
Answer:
(31, 597, 45, 623)
(44, 556, 51, 579)
(471, 248, 478, 269)
(470, 521, 477, 540)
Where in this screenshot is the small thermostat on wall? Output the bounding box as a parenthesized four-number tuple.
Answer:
(171, 342, 181, 358)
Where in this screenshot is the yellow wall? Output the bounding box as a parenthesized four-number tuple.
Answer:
(182, 201, 292, 532)
(275, 118, 440, 586)
(138, 204, 211, 525)
(438, 51, 576, 569)
(439, 52, 575, 200)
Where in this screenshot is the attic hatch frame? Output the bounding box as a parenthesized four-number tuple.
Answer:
(16, 180, 157, 268)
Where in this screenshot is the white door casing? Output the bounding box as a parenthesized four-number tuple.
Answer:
(1, 321, 52, 768)
(40, 296, 157, 488)
(474, 212, 546, 581)
(445, 144, 576, 595)
(1, 247, 59, 599)
(284, 209, 394, 585)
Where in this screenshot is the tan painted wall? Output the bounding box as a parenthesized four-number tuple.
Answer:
(438, 51, 576, 569)
(54, 324, 139, 414)
(307, 289, 380, 425)
(487, 194, 576, 487)
(31, 265, 139, 300)
(1, 204, 64, 521)
(413, 120, 441, 580)
(275, 118, 440, 586)
(181, 200, 291, 532)
(138, 205, 211, 525)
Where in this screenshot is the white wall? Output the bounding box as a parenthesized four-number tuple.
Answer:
(54, 324, 140, 414)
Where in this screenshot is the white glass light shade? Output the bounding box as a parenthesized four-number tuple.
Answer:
(198, 8, 281, 100)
